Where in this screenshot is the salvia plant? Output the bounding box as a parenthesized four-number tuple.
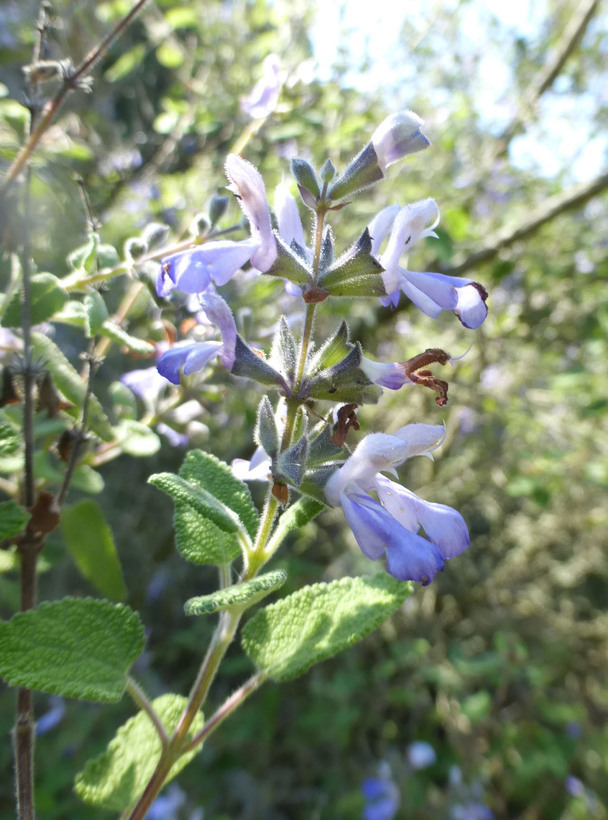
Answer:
(0, 3, 490, 817)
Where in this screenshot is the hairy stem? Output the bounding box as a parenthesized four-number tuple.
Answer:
(126, 678, 168, 746)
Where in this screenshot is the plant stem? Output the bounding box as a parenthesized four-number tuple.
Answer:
(126, 608, 241, 820)
(126, 678, 167, 746)
(184, 672, 266, 752)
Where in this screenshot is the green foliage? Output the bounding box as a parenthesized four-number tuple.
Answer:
(149, 472, 241, 535)
(2, 273, 68, 328)
(30, 332, 115, 442)
(98, 321, 155, 354)
(0, 499, 30, 540)
(0, 419, 20, 455)
(184, 569, 287, 615)
(74, 693, 204, 811)
(0, 598, 145, 701)
(114, 420, 161, 457)
(242, 573, 412, 680)
(61, 500, 127, 601)
(168, 450, 259, 565)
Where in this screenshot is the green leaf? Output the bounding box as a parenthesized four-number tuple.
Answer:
(115, 420, 161, 457)
(264, 235, 312, 286)
(75, 693, 203, 811)
(99, 321, 155, 355)
(84, 290, 109, 337)
(97, 244, 120, 269)
(61, 500, 127, 601)
(0, 500, 30, 540)
(109, 381, 137, 419)
(31, 332, 115, 442)
(165, 7, 200, 28)
(173, 450, 259, 566)
(0, 598, 145, 701)
(149, 473, 240, 535)
(68, 235, 98, 272)
(53, 299, 87, 328)
(2, 273, 68, 328)
(308, 321, 351, 373)
(0, 420, 20, 455)
(242, 573, 412, 681)
(104, 44, 146, 83)
(184, 570, 287, 616)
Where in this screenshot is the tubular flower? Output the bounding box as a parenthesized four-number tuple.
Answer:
(156, 155, 277, 298)
(371, 110, 431, 172)
(370, 199, 488, 329)
(324, 424, 470, 584)
(240, 54, 283, 119)
(157, 292, 237, 385)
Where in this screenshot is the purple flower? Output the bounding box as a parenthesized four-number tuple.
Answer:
(361, 776, 400, 820)
(36, 697, 66, 736)
(157, 155, 277, 297)
(157, 292, 237, 385)
(451, 803, 495, 820)
(371, 111, 431, 172)
(324, 424, 470, 584)
(360, 356, 411, 390)
(121, 363, 168, 402)
(370, 200, 488, 329)
(240, 54, 283, 119)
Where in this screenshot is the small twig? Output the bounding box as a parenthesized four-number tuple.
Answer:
(56, 340, 100, 508)
(445, 170, 608, 277)
(126, 678, 168, 746)
(1, 0, 151, 193)
(184, 672, 266, 753)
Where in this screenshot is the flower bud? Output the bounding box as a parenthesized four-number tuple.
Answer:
(371, 110, 430, 172)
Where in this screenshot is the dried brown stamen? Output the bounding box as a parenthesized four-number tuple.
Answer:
(331, 403, 360, 446)
(404, 348, 451, 407)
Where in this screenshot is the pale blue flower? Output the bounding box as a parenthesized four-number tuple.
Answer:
(157, 292, 236, 385)
(359, 356, 410, 390)
(231, 446, 272, 482)
(240, 54, 283, 119)
(370, 200, 488, 329)
(325, 424, 470, 584)
(157, 155, 277, 297)
(36, 697, 65, 736)
(407, 740, 436, 769)
(371, 111, 431, 172)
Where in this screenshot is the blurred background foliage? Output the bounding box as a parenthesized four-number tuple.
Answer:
(0, 0, 607, 817)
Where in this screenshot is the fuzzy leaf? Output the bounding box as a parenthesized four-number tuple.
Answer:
(2, 272, 68, 328)
(275, 435, 308, 487)
(115, 420, 161, 457)
(269, 316, 297, 382)
(99, 321, 155, 355)
(84, 290, 109, 337)
(74, 694, 203, 811)
(242, 574, 412, 681)
(149, 473, 240, 535)
(31, 332, 115, 442)
(0, 598, 145, 701)
(290, 158, 320, 200)
(0, 500, 30, 540)
(61, 500, 127, 601)
(174, 451, 259, 565)
(184, 570, 287, 616)
(0, 420, 20, 455)
(308, 321, 351, 374)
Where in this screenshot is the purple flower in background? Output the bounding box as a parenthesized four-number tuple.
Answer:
(324, 424, 470, 584)
(36, 697, 66, 736)
(157, 155, 277, 297)
(240, 54, 283, 119)
(407, 740, 437, 770)
(121, 362, 168, 403)
(146, 784, 186, 820)
(369, 200, 488, 329)
(361, 776, 400, 820)
(157, 292, 237, 385)
(451, 803, 495, 820)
